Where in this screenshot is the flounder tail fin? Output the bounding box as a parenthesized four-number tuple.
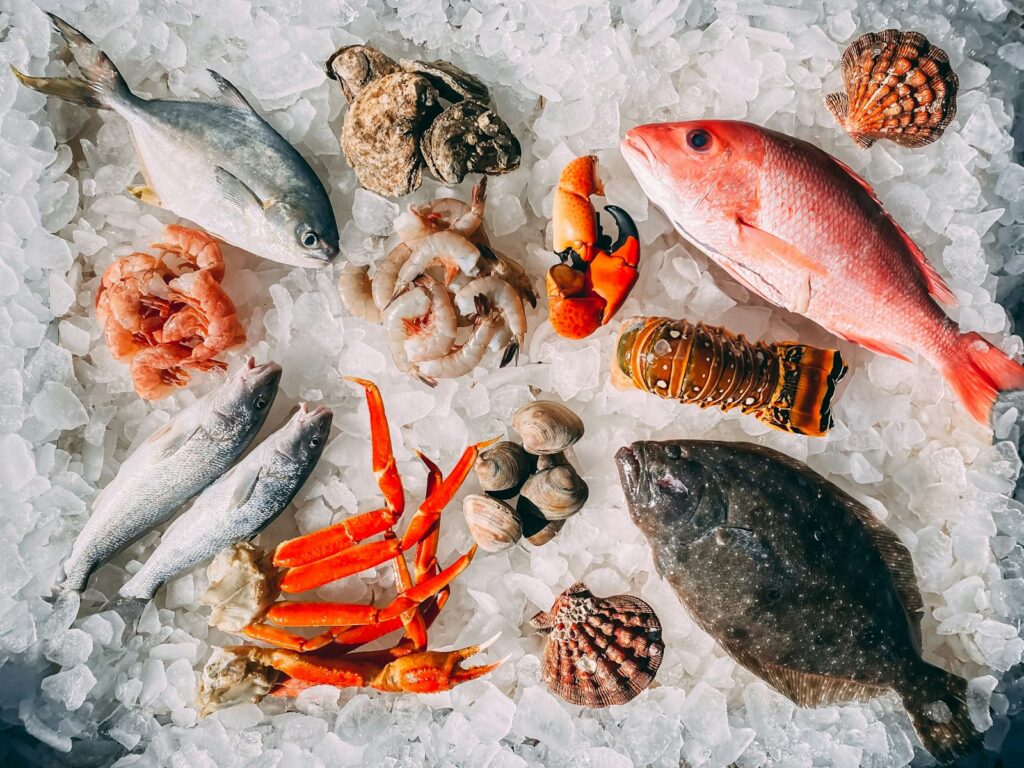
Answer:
(941, 331, 1024, 425)
(904, 666, 983, 764)
(11, 13, 133, 111)
(762, 344, 847, 437)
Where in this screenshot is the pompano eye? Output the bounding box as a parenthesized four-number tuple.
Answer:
(686, 129, 711, 151)
(301, 230, 319, 248)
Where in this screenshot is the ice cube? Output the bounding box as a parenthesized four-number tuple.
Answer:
(352, 189, 399, 236)
(41, 664, 97, 710)
(512, 686, 574, 746)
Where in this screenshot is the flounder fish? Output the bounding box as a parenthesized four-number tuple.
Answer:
(14, 13, 339, 268)
(615, 439, 983, 763)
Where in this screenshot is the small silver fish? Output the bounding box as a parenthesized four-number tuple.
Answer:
(119, 403, 332, 600)
(62, 359, 281, 592)
(14, 14, 339, 268)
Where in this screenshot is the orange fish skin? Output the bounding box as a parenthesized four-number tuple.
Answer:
(621, 120, 1024, 424)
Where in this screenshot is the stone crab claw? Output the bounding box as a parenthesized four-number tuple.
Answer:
(547, 156, 641, 339)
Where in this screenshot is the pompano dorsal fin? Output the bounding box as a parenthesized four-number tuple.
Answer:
(735, 218, 828, 277)
(207, 70, 257, 113)
(729, 651, 890, 707)
(829, 155, 955, 306)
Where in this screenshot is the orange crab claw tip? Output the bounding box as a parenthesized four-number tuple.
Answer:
(461, 631, 502, 657)
(453, 652, 510, 683)
(477, 436, 502, 450)
(342, 376, 374, 388)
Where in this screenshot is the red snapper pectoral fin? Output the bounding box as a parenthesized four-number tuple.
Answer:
(735, 218, 828, 277)
(837, 332, 913, 363)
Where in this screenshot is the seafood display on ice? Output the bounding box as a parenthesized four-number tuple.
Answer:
(546, 155, 641, 339)
(530, 582, 664, 708)
(95, 225, 246, 399)
(621, 119, 1024, 425)
(119, 403, 332, 601)
(825, 30, 959, 149)
(59, 359, 281, 594)
(15, 14, 339, 268)
(612, 315, 847, 436)
(616, 440, 982, 763)
(196, 379, 502, 709)
(328, 45, 521, 197)
(338, 181, 536, 384)
(466, 401, 588, 552)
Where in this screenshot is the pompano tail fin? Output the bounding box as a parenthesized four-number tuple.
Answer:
(11, 13, 133, 111)
(763, 344, 848, 437)
(940, 331, 1024, 425)
(903, 665, 983, 764)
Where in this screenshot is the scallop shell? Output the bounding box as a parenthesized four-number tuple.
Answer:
(825, 29, 958, 149)
(512, 401, 584, 455)
(519, 465, 589, 521)
(463, 494, 522, 553)
(530, 582, 664, 708)
(475, 441, 536, 499)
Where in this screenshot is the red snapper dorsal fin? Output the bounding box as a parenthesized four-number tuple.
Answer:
(735, 218, 828, 277)
(830, 155, 957, 306)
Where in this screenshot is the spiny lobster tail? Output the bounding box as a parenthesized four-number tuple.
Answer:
(613, 316, 845, 437)
(764, 344, 847, 436)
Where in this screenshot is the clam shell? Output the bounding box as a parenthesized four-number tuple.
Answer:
(521, 508, 565, 546)
(530, 582, 664, 708)
(825, 29, 958, 149)
(513, 401, 584, 455)
(463, 494, 522, 553)
(519, 465, 588, 521)
(475, 441, 536, 499)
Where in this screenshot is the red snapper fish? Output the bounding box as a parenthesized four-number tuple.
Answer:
(621, 120, 1024, 425)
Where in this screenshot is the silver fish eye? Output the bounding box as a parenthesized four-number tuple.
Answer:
(255, 396, 267, 409)
(301, 230, 319, 248)
(309, 436, 321, 448)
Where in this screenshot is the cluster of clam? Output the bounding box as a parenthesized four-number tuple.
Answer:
(328, 45, 521, 197)
(464, 401, 588, 552)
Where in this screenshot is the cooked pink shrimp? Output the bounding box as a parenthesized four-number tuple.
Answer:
(165, 270, 246, 363)
(152, 224, 225, 281)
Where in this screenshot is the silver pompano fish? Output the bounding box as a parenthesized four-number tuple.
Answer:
(14, 14, 339, 269)
(62, 359, 281, 592)
(615, 440, 982, 765)
(119, 404, 332, 600)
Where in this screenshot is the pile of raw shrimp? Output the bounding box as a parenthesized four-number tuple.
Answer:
(337, 180, 537, 386)
(94, 225, 246, 400)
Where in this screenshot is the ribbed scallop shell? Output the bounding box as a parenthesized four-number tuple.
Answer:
(825, 29, 958, 149)
(530, 582, 663, 707)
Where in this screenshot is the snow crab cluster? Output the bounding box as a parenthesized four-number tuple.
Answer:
(94, 225, 246, 400)
(338, 180, 536, 385)
(197, 378, 504, 711)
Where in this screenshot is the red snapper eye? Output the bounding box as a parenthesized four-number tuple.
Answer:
(686, 128, 712, 151)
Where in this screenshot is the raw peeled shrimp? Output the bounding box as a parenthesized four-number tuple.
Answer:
(415, 300, 501, 385)
(454, 276, 527, 367)
(164, 270, 246, 363)
(478, 246, 537, 308)
(382, 276, 458, 366)
(372, 242, 413, 311)
(394, 230, 481, 297)
(396, 178, 488, 242)
(338, 264, 382, 322)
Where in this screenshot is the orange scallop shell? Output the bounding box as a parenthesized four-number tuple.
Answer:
(530, 581, 663, 707)
(825, 29, 958, 149)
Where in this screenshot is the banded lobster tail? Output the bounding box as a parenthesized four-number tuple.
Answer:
(611, 316, 848, 437)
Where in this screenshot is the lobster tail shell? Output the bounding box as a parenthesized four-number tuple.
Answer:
(612, 316, 847, 437)
(826, 29, 958, 149)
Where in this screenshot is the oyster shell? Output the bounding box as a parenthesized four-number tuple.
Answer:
(327, 45, 401, 103)
(513, 401, 584, 455)
(475, 441, 535, 499)
(200, 542, 278, 633)
(341, 72, 440, 197)
(196, 647, 281, 716)
(421, 100, 522, 185)
(401, 58, 491, 104)
(519, 464, 588, 521)
(530, 582, 664, 708)
(463, 493, 522, 553)
(825, 29, 958, 149)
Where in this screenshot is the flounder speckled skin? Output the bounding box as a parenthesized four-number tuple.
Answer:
(825, 29, 958, 149)
(616, 440, 982, 764)
(530, 582, 663, 708)
(328, 44, 520, 197)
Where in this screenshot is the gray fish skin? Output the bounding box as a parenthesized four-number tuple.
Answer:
(62, 360, 282, 592)
(615, 440, 981, 765)
(119, 404, 332, 600)
(13, 14, 339, 268)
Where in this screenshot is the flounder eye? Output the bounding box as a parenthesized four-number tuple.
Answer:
(301, 230, 319, 248)
(686, 129, 711, 151)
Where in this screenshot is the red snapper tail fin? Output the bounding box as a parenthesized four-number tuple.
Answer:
(941, 332, 1024, 424)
